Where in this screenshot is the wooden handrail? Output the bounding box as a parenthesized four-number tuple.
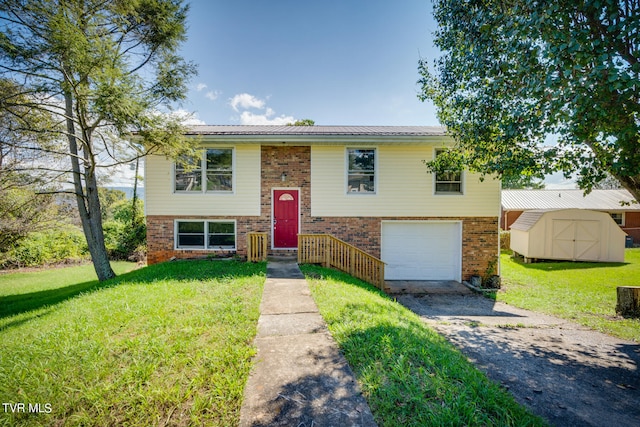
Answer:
(247, 232, 268, 262)
(298, 234, 385, 289)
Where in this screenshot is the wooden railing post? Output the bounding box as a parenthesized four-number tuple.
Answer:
(297, 233, 385, 289)
(247, 232, 267, 262)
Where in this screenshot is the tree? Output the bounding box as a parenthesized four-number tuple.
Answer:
(419, 0, 640, 201)
(0, 0, 197, 280)
(502, 173, 545, 190)
(287, 119, 315, 126)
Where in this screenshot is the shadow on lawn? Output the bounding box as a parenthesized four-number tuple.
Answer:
(0, 260, 266, 322)
(513, 259, 628, 271)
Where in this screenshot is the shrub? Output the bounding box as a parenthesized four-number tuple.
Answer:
(0, 226, 89, 268)
(103, 219, 146, 261)
(500, 229, 511, 250)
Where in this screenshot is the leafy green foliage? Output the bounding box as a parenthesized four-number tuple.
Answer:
(0, 226, 89, 268)
(103, 198, 146, 261)
(286, 119, 315, 126)
(420, 0, 640, 200)
(0, 0, 197, 281)
(0, 183, 57, 253)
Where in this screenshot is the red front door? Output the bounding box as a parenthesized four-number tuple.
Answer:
(273, 189, 299, 248)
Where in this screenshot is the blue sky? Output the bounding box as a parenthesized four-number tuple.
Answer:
(143, 0, 573, 189)
(176, 0, 441, 126)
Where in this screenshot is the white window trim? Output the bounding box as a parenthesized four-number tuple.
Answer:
(610, 212, 625, 226)
(345, 147, 377, 195)
(433, 148, 465, 196)
(174, 219, 237, 251)
(173, 147, 235, 194)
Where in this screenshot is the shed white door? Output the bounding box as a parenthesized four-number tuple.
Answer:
(382, 222, 461, 281)
(551, 219, 600, 260)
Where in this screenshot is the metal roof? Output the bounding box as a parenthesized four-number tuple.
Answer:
(502, 189, 640, 211)
(185, 125, 447, 136)
(510, 210, 546, 231)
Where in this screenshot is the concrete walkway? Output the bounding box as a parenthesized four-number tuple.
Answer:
(239, 258, 377, 427)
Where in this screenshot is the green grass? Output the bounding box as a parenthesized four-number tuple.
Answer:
(0, 262, 137, 320)
(499, 249, 640, 341)
(0, 260, 265, 427)
(301, 265, 544, 427)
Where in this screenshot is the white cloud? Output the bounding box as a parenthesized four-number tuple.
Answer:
(195, 83, 208, 92)
(228, 92, 296, 125)
(229, 93, 266, 112)
(205, 90, 220, 101)
(239, 111, 295, 125)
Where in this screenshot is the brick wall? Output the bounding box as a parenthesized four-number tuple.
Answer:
(147, 145, 499, 279)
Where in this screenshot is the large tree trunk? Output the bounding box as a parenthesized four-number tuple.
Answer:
(64, 92, 115, 282)
(616, 174, 640, 205)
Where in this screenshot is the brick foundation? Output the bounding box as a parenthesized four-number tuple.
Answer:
(147, 215, 498, 280)
(147, 145, 500, 280)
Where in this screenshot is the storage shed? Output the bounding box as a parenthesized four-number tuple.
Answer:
(510, 209, 626, 262)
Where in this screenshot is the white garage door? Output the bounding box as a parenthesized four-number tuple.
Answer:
(381, 221, 461, 281)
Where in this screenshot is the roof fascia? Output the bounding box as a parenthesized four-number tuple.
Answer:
(191, 134, 454, 145)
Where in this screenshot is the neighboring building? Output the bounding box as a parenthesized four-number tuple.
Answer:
(145, 125, 501, 282)
(502, 189, 640, 242)
(510, 209, 626, 263)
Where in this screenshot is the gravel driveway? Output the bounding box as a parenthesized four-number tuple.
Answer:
(396, 293, 640, 427)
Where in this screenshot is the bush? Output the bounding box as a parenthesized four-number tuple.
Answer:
(500, 229, 511, 250)
(0, 226, 89, 268)
(102, 198, 146, 261)
(103, 219, 146, 261)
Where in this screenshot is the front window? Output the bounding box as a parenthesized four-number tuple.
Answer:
(176, 221, 205, 247)
(175, 220, 236, 250)
(208, 221, 236, 249)
(175, 154, 202, 192)
(434, 149, 463, 194)
(175, 148, 233, 193)
(206, 149, 233, 191)
(347, 148, 375, 193)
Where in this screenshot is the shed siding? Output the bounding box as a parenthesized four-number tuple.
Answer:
(310, 145, 500, 217)
(145, 145, 261, 216)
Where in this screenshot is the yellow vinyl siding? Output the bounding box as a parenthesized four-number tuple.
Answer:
(311, 145, 500, 217)
(145, 145, 261, 216)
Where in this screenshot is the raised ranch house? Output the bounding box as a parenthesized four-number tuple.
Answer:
(145, 125, 500, 282)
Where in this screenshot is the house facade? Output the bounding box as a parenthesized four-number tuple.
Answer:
(145, 125, 501, 282)
(502, 189, 640, 242)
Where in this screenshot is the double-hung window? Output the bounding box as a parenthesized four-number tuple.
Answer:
(175, 154, 203, 192)
(175, 220, 236, 250)
(175, 148, 233, 193)
(206, 149, 233, 191)
(347, 148, 375, 193)
(434, 149, 463, 194)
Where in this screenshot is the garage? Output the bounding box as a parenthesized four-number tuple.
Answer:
(381, 221, 462, 281)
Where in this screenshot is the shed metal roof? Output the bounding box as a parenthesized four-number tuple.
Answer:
(510, 210, 546, 232)
(502, 189, 640, 211)
(185, 125, 447, 136)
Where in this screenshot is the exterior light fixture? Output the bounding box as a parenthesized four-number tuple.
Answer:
(281, 172, 287, 182)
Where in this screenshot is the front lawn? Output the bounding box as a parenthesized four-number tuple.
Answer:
(0, 260, 265, 427)
(499, 249, 640, 341)
(301, 265, 544, 427)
